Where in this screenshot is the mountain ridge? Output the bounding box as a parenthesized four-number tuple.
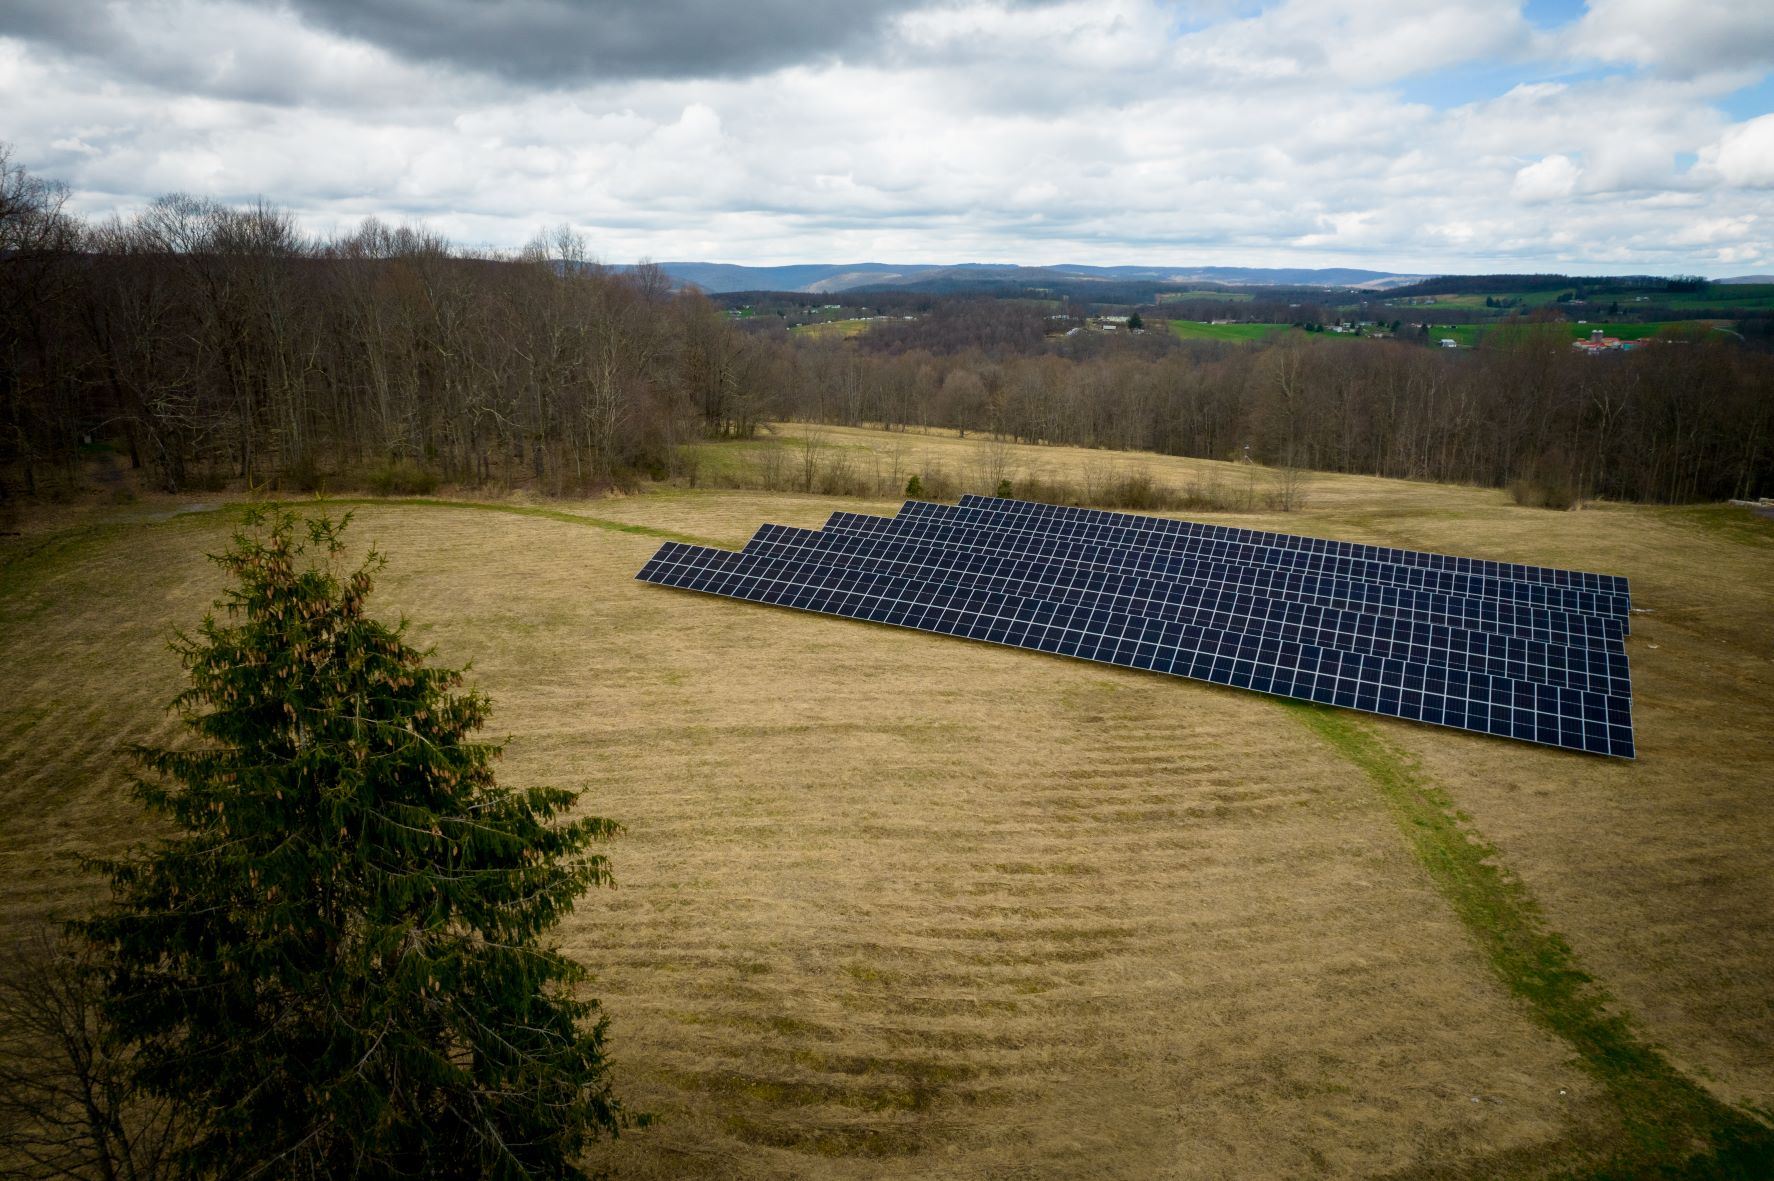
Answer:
(626, 261, 1425, 294)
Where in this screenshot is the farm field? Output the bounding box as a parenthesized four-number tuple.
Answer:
(1166, 319, 1292, 342)
(1387, 285, 1774, 313)
(1154, 289, 1256, 303)
(791, 318, 877, 338)
(1424, 321, 1717, 349)
(3, 427, 1772, 1178)
(1656, 283, 1774, 309)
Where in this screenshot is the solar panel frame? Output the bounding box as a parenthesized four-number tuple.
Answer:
(957, 494, 1631, 598)
(635, 539, 1636, 758)
(739, 523, 1632, 698)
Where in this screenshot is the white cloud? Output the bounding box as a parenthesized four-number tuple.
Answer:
(1512, 154, 1582, 202)
(1700, 114, 1774, 187)
(1570, 0, 1774, 78)
(0, 0, 1771, 272)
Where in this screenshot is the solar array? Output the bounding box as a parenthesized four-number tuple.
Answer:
(636, 496, 1635, 758)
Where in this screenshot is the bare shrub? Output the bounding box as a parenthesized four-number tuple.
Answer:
(1509, 476, 1579, 510)
(1510, 455, 1579, 510)
(281, 451, 327, 493)
(365, 458, 439, 496)
(0, 930, 187, 1180)
(1272, 465, 1309, 512)
(1096, 469, 1178, 511)
(797, 428, 826, 492)
(917, 462, 960, 502)
(814, 452, 873, 498)
(756, 442, 789, 491)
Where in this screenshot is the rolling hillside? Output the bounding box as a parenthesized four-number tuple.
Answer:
(4, 429, 1771, 1178)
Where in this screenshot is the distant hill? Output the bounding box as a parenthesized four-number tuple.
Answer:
(1719, 275, 1774, 285)
(631, 261, 1421, 295)
(636, 262, 940, 293)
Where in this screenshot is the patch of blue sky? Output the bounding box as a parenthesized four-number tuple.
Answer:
(1397, 62, 1628, 110)
(1717, 73, 1774, 122)
(1521, 0, 1588, 29)
(1162, 0, 1268, 37)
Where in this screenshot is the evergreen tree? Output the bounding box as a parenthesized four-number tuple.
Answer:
(73, 508, 636, 1180)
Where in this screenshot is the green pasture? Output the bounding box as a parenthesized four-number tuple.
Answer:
(1390, 284, 1774, 314)
(1421, 320, 1725, 349)
(1167, 320, 1293, 342)
(1658, 284, 1774, 309)
(1155, 290, 1256, 303)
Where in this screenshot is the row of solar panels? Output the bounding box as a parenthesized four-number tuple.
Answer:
(955, 494, 1631, 598)
(636, 497, 1635, 758)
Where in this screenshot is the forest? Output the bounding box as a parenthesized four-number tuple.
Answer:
(3, 153, 1770, 509)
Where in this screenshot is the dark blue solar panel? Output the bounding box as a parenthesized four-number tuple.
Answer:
(820, 510, 1626, 650)
(884, 501, 1629, 623)
(956, 494, 1631, 599)
(635, 539, 1635, 758)
(739, 524, 1631, 698)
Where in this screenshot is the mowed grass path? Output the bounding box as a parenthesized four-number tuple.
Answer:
(2, 434, 1772, 1178)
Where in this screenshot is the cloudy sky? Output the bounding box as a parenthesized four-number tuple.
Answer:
(3, 0, 1772, 274)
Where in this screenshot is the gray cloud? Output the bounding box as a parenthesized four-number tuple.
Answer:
(0, 0, 945, 89)
(279, 0, 931, 83)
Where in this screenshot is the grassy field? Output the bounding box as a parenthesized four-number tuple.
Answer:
(1154, 290, 1256, 303)
(1423, 321, 1720, 348)
(679, 422, 1318, 508)
(3, 429, 1772, 1178)
(1387, 292, 1571, 311)
(791, 318, 877, 338)
(1167, 319, 1293, 342)
(1657, 284, 1774, 309)
(1389, 285, 1774, 313)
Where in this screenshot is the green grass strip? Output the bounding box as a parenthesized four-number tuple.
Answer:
(1290, 703, 1774, 1179)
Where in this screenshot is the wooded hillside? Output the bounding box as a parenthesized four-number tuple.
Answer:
(3, 156, 1769, 506)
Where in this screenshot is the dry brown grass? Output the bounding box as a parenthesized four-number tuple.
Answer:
(2, 429, 1771, 1178)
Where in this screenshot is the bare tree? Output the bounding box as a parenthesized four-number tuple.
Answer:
(0, 930, 186, 1181)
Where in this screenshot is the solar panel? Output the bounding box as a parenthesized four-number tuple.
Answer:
(636, 535, 1635, 758)
(738, 524, 1631, 698)
(956, 495, 1631, 598)
(940, 499, 1634, 637)
(820, 510, 1627, 649)
(881, 500, 1631, 623)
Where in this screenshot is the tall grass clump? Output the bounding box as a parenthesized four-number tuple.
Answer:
(365, 459, 440, 496)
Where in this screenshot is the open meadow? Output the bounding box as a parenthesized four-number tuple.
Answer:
(3, 427, 1772, 1178)
(1426, 322, 1725, 349)
(1166, 320, 1293, 343)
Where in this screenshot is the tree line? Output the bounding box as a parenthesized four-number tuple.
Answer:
(757, 309, 1771, 504)
(3, 148, 1769, 506)
(1, 148, 777, 502)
